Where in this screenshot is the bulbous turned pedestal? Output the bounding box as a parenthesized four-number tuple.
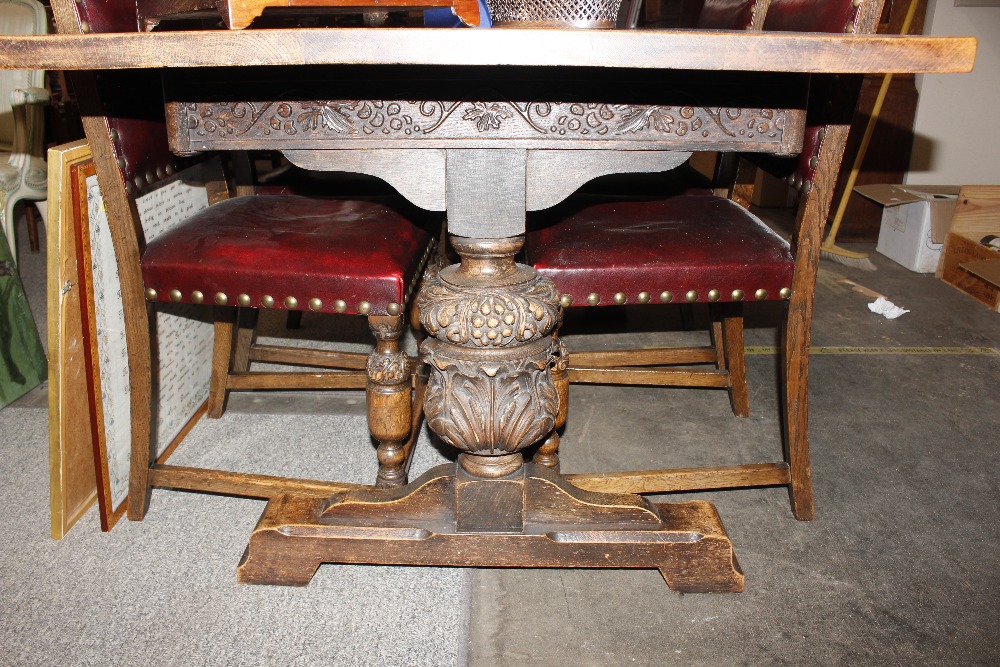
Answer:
(417, 236, 562, 478)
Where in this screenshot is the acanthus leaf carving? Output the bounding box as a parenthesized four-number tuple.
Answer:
(421, 339, 559, 456)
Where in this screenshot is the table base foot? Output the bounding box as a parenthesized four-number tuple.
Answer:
(237, 463, 744, 593)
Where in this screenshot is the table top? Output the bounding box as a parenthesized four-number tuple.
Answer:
(0, 28, 976, 74)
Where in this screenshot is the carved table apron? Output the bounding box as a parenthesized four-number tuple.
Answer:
(161, 67, 810, 591)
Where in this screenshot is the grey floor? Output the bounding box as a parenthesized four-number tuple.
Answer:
(4, 207, 1000, 665)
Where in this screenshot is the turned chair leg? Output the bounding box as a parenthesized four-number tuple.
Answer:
(366, 314, 412, 488)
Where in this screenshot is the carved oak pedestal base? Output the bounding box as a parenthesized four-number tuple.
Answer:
(237, 461, 744, 593)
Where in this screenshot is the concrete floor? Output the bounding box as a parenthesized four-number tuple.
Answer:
(466, 234, 1000, 665)
(9, 206, 1000, 665)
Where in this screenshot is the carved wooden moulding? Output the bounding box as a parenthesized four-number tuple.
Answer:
(166, 98, 800, 153)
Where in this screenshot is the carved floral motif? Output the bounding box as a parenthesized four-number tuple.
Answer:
(174, 97, 786, 144)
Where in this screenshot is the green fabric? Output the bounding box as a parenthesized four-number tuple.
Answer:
(0, 230, 46, 408)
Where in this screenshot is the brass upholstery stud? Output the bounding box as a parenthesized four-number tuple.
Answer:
(191, 290, 204, 304)
(754, 288, 768, 301)
(386, 302, 401, 316)
(166, 163, 175, 175)
(334, 299, 347, 313)
(708, 289, 721, 302)
(146, 171, 155, 186)
(144, 288, 157, 301)
(214, 292, 228, 305)
(779, 287, 792, 300)
(586, 292, 600, 306)
(284, 296, 299, 309)
(169, 289, 182, 302)
(613, 292, 626, 305)
(261, 295, 274, 308)
(134, 176, 143, 190)
(559, 294, 573, 308)
(685, 290, 698, 303)
(637, 291, 650, 304)
(660, 291, 673, 303)
(358, 301, 372, 315)
(309, 297, 324, 311)
(731, 289, 745, 302)
(237, 294, 251, 307)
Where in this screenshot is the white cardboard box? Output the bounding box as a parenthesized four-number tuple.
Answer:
(855, 184, 960, 273)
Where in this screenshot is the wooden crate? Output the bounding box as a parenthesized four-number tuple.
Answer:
(936, 186, 1000, 312)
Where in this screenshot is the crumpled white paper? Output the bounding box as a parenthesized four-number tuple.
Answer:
(868, 296, 910, 319)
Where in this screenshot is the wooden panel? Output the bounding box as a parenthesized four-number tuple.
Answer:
(0, 30, 977, 74)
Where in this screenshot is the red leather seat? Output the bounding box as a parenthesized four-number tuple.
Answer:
(527, 195, 794, 308)
(523, 0, 880, 523)
(142, 195, 434, 316)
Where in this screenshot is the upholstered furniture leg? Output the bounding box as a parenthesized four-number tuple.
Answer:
(128, 303, 156, 520)
(232, 307, 258, 374)
(366, 314, 412, 488)
(721, 303, 750, 417)
(208, 306, 236, 418)
(783, 122, 852, 520)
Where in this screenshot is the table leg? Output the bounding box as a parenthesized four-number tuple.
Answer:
(237, 235, 743, 592)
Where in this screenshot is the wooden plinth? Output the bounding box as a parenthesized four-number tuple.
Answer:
(237, 462, 744, 593)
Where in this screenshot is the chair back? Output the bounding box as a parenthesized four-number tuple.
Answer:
(52, 0, 181, 204)
(0, 0, 46, 149)
(695, 0, 762, 30)
(764, 0, 884, 187)
(763, 0, 870, 33)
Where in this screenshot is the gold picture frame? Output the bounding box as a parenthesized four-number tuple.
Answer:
(46, 139, 99, 538)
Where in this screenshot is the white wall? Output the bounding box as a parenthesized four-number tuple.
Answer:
(907, 0, 1000, 185)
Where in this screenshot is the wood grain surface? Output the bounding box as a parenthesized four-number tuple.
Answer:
(0, 30, 976, 73)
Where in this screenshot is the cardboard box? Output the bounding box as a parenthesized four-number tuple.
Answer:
(936, 186, 1000, 312)
(855, 184, 961, 273)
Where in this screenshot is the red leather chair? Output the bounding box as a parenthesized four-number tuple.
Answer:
(527, 0, 884, 520)
(55, 0, 438, 522)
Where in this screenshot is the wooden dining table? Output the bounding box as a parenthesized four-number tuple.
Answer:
(0, 23, 976, 591)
